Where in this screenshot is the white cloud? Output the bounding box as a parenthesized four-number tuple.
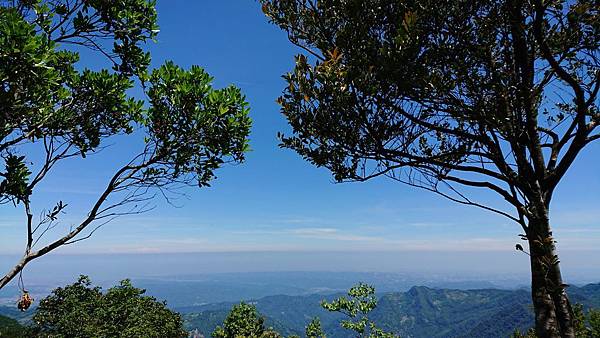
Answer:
(405, 222, 455, 228)
(276, 217, 323, 224)
(289, 227, 383, 241)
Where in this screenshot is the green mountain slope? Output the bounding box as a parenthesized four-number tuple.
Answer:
(3, 283, 598, 337)
(182, 283, 600, 338)
(0, 314, 27, 338)
(0, 305, 33, 323)
(371, 286, 533, 337)
(183, 293, 345, 337)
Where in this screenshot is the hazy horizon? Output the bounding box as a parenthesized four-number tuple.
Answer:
(2, 250, 600, 288)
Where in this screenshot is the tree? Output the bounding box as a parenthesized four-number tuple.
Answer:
(212, 302, 283, 338)
(320, 283, 398, 338)
(0, 1, 251, 290)
(31, 275, 186, 337)
(571, 304, 600, 338)
(305, 317, 326, 338)
(512, 304, 600, 337)
(261, 0, 598, 336)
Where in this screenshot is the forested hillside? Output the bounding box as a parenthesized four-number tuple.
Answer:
(182, 284, 600, 338)
(0, 314, 29, 338)
(2, 283, 599, 337)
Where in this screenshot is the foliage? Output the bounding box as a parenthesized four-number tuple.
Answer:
(184, 293, 333, 338)
(511, 328, 538, 338)
(320, 283, 398, 338)
(261, 0, 599, 335)
(305, 317, 326, 338)
(260, 0, 599, 204)
(178, 283, 600, 337)
(32, 275, 187, 338)
(209, 284, 396, 338)
(0, 0, 251, 289)
(212, 302, 283, 338)
(512, 304, 600, 338)
(0, 314, 31, 338)
(589, 309, 600, 337)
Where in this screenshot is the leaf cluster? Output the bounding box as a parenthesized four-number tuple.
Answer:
(320, 283, 398, 338)
(0, 0, 251, 286)
(0, 0, 251, 205)
(32, 275, 187, 338)
(261, 0, 599, 228)
(146, 62, 251, 187)
(212, 302, 283, 338)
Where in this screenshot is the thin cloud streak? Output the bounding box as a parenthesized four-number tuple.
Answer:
(2, 234, 599, 254)
(289, 227, 384, 241)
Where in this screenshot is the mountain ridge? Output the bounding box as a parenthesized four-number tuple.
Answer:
(2, 283, 599, 337)
(181, 283, 600, 338)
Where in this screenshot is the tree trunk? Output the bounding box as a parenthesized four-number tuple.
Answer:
(528, 216, 575, 338)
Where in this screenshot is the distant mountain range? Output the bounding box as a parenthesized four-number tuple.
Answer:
(2, 275, 599, 338)
(0, 305, 31, 323)
(0, 271, 513, 308)
(130, 271, 512, 308)
(180, 283, 600, 338)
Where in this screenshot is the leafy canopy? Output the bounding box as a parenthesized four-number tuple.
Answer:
(0, 0, 251, 289)
(33, 275, 187, 338)
(261, 0, 599, 224)
(212, 302, 282, 338)
(212, 284, 397, 338)
(305, 317, 326, 338)
(320, 283, 398, 338)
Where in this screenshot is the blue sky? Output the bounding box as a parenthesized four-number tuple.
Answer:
(1, 1, 599, 276)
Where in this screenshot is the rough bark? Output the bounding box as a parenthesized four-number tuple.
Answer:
(528, 213, 575, 338)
